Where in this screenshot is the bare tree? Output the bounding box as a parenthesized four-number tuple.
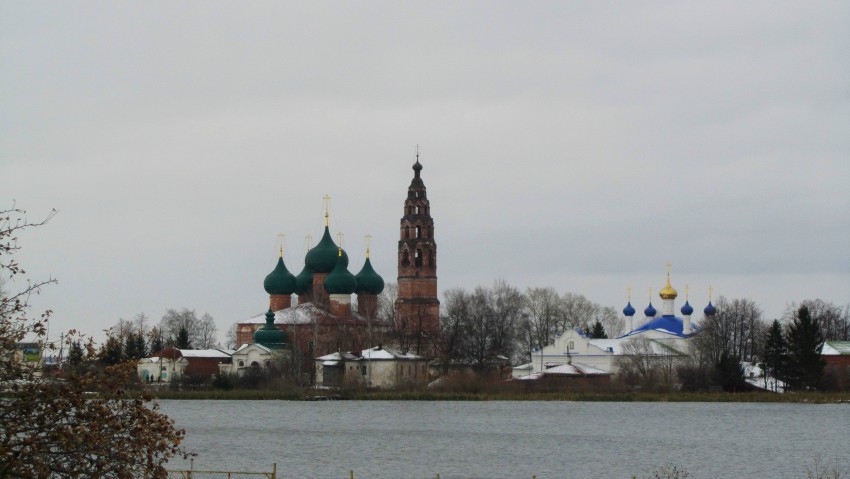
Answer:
(694, 296, 763, 365)
(521, 287, 562, 352)
(196, 313, 219, 349)
(224, 323, 238, 349)
(1, 205, 188, 477)
(559, 292, 597, 332)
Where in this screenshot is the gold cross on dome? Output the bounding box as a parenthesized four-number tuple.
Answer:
(323, 194, 331, 226)
(277, 233, 285, 256)
(627, 286, 632, 302)
(336, 232, 344, 248)
(365, 234, 372, 258)
(305, 235, 313, 251)
(708, 285, 713, 301)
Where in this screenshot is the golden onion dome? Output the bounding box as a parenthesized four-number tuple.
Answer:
(659, 275, 678, 300)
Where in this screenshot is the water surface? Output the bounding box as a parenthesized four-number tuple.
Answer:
(159, 400, 849, 479)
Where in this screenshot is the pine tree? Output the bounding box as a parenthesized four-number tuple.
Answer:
(590, 320, 608, 339)
(786, 305, 826, 390)
(172, 326, 192, 349)
(134, 331, 147, 358)
(149, 326, 164, 354)
(762, 319, 787, 391)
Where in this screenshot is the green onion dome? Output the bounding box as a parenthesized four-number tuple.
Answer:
(323, 251, 357, 295)
(354, 257, 384, 295)
(294, 264, 313, 295)
(263, 256, 297, 295)
(305, 227, 349, 273)
(253, 310, 288, 350)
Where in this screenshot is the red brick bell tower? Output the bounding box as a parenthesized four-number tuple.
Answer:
(395, 153, 440, 342)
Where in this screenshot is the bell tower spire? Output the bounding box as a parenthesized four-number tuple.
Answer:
(395, 150, 440, 346)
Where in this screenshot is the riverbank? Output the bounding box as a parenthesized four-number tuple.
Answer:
(150, 388, 850, 403)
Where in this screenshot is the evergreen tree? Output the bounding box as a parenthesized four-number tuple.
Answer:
(762, 319, 787, 391)
(149, 326, 164, 354)
(786, 305, 826, 390)
(715, 352, 747, 392)
(124, 332, 138, 360)
(134, 331, 147, 358)
(172, 326, 192, 349)
(67, 340, 85, 373)
(99, 335, 125, 366)
(589, 320, 608, 339)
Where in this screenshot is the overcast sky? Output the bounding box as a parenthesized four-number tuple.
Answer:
(2, 1, 848, 344)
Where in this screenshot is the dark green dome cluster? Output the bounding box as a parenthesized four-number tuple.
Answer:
(263, 256, 297, 295)
(354, 257, 384, 295)
(305, 227, 348, 273)
(253, 310, 288, 350)
(323, 251, 357, 294)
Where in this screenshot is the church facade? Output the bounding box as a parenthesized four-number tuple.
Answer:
(234, 157, 441, 377)
(523, 269, 712, 377)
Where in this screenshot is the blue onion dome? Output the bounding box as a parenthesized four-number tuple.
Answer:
(294, 265, 313, 295)
(681, 301, 694, 316)
(644, 302, 657, 317)
(253, 310, 287, 350)
(354, 257, 384, 295)
(623, 302, 636, 317)
(323, 251, 356, 295)
(704, 301, 716, 316)
(263, 256, 297, 295)
(305, 227, 342, 273)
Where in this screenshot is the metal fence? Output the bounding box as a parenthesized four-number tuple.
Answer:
(167, 464, 276, 479)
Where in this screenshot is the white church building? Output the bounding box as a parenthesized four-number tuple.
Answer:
(519, 270, 714, 378)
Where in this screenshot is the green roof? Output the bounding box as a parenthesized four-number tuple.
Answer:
(323, 252, 356, 294)
(305, 227, 348, 273)
(253, 310, 288, 350)
(263, 256, 297, 295)
(354, 257, 384, 295)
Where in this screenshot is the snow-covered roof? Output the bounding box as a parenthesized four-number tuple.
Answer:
(241, 302, 368, 326)
(316, 346, 424, 362)
(543, 362, 610, 376)
(512, 363, 533, 371)
(178, 349, 231, 359)
(587, 339, 622, 354)
(822, 341, 850, 355)
(234, 343, 271, 354)
(356, 346, 423, 361)
(618, 315, 701, 339)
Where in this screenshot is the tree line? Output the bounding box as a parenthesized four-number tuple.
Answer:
(95, 308, 219, 366)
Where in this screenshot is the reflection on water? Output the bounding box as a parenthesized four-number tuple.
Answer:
(159, 400, 849, 479)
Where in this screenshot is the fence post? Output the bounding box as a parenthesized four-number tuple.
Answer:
(272, 463, 277, 479)
(436, 474, 441, 479)
(349, 470, 354, 479)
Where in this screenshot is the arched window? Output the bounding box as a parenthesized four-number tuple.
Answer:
(238, 360, 245, 367)
(415, 206, 420, 214)
(415, 191, 419, 198)
(415, 249, 423, 267)
(402, 250, 410, 267)
(251, 361, 260, 368)
(415, 226, 421, 238)
(404, 225, 410, 239)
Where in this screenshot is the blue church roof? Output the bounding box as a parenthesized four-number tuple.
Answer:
(618, 315, 700, 339)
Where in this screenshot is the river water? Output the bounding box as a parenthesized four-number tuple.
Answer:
(159, 400, 849, 479)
